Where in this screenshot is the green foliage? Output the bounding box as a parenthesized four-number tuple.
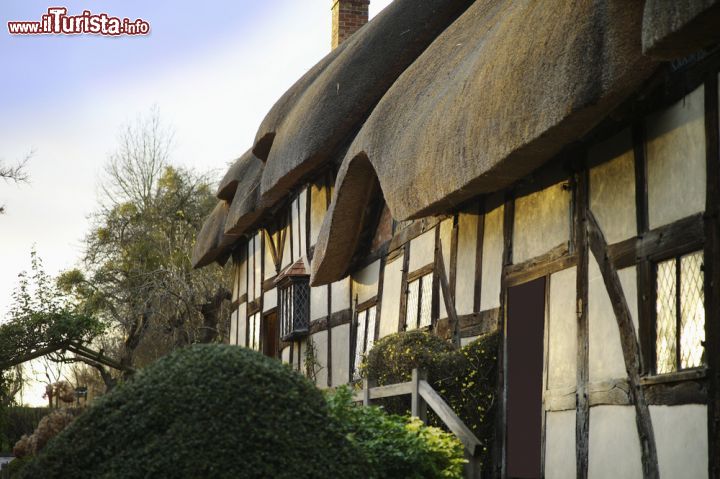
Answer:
(326, 387, 465, 479)
(5, 456, 33, 477)
(0, 250, 104, 370)
(18, 345, 364, 479)
(362, 330, 499, 470)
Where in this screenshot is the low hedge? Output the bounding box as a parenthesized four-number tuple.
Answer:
(0, 407, 51, 453)
(18, 345, 364, 478)
(361, 330, 499, 471)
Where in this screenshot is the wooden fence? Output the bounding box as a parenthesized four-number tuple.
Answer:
(352, 368, 482, 479)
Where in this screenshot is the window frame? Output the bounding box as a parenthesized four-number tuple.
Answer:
(403, 264, 435, 331)
(352, 299, 378, 380)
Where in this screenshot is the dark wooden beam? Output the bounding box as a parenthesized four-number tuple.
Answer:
(436, 234, 460, 347)
(497, 197, 514, 478)
(587, 210, 660, 478)
(504, 242, 577, 287)
(408, 263, 435, 283)
(704, 73, 720, 479)
(575, 170, 590, 479)
(374, 256, 386, 342)
(388, 215, 450, 253)
(398, 244, 411, 333)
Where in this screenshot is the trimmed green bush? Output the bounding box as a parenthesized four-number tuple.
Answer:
(326, 387, 465, 479)
(361, 330, 499, 471)
(19, 345, 364, 479)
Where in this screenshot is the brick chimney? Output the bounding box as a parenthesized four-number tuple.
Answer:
(331, 0, 370, 49)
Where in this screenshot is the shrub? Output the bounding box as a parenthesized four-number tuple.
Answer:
(0, 407, 50, 453)
(362, 330, 499, 471)
(19, 345, 364, 479)
(326, 387, 465, 479)
(13, 409, 76, 458)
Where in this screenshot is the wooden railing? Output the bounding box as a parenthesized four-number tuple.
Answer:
(353, 369, 482, 479)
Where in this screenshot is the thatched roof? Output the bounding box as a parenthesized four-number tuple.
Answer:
(642, 0, 720, 59)
(192, 202, 238, 268)
(253, 0, 474, 208)
(216, 149, 260, 201)
(310, 0, 659, 285)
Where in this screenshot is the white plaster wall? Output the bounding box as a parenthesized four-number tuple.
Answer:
(352, 260, 380, 305)
(309, 183, 327, 247)
(281, 345, 291, 364)
(264, 231, 276, 280)
(299, 188, 307, 258)
(589, 129, 636, 244)
(513, 182, 570, 263)
(310, 285, 328, 321)
(650, 405, 708, 479)
(589, 257, 638, 383)
(545, 410, 576, 479)
(439, 219, 452, 318)
(253, 232, 262, 300)
(310, 330, 329, 387)
(456, 212, 478, 315)
(409, 229, 435, 272)
(281, 223, 292, 269)
(263, 287, 277, 312)
(248, 238, 256, 300)
(237, 302, 247, 347)
(646, 85, 706, 229)
(379, 255, 403, 339)
(460, 336, 478, 347)
(298, 339, 306, 372)
(547, 267, 577, 390)
(229, 312, 237, 346)
(331, 277, 351, 313)
(238, 256, 247, 297)
(481, 205, 504, 310)
(331, 323, 350, 386)
(291, 197, 301, 261)
(588, 406, 642, 479)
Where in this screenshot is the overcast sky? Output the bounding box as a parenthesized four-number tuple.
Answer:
(0, 0, 391, 404)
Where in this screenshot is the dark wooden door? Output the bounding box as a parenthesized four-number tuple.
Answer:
(263, 312, 279, 359)
(506, 277, 546, 479)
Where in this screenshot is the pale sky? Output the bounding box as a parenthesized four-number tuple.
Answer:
(1, 0, 391, 405)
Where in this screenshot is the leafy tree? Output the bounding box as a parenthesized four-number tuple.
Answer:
(57, 110, 231, 377)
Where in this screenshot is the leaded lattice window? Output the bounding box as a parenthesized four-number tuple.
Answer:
(405, 273, 433, 330)
(278, 275, 310, 341)
(655, 250, 705, 374)
(353, 306, 377, 379)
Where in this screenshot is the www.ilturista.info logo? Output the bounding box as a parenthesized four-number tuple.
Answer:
(7, 7, 150, 36)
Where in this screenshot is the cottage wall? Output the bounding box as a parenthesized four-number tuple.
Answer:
(224, 72, 716, 478)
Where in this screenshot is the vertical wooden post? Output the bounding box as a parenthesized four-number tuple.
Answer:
(574, 169, 590, 479)
(398, 244, 411, 332)
(497, 197, 514, 478)
(411, 368, 428, 423)
(362, 376, 373, 406)
(704, 75, 720, 479)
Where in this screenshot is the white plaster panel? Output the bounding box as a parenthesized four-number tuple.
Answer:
(460, 336, 478, 347)
(281, 224, 292, 269)
(589, 129, 636, 244)
(481, 205, 504, 310)
(264, 231, 276, 280)
(439, 219, 453, 318)
(263, 288, 277, 312)
(379, 255, 403, 339)
(545, 410, 576, 479)
(233, 256, 247, 302)
(281, 346, 291, 364)
(291, 197, 301, 261)
(513, 182, 570, 263)
(589, 256, 638, 383)
(309, 183, 327, 247)
(237, 302, 247, 347)
(646, 85, 706, 229)
(309, 330, 329, 388)
(456, 212, 478, 315)
(547, 267, 577, 390)
(299, 188, 307, 258)
(331, 277, 351, 313)
(298, 340, 306, 372)
(253, 232, 262, 300)
(409, 229, 436, 272)
(229, 312, 237, 346)
(650, 405, 708, 479)
(247, 237, 256, 301)
(331, 323, 350, 386)
(310, 285, 328, 321)
(588, 406, 642, 479)
(352, 260, 380, 305)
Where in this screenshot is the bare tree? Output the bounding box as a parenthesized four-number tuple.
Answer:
(1, 150, 33, 214)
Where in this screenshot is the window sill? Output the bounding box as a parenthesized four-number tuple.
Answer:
(640, 367, 707, 386)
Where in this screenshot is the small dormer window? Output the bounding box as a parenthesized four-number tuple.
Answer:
(277, 260, 310, 342)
